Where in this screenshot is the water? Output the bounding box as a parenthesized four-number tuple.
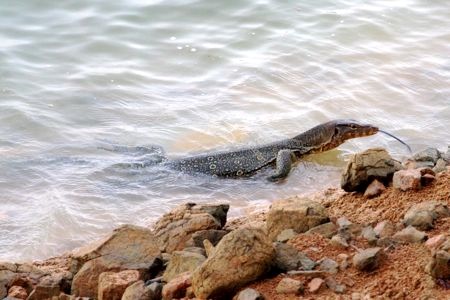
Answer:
(0, 0, 449, 261)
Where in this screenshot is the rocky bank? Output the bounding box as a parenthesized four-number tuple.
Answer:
(1, 147, 449, 300)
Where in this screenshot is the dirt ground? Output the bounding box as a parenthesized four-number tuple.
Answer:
(243, 171, 450, 299)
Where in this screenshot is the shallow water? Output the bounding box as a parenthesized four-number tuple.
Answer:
(0, 0, 449, 261)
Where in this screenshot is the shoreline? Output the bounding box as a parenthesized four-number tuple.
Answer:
(1, 147, 449, 299)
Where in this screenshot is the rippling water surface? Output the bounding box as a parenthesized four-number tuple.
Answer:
(1, 0, 449, 261)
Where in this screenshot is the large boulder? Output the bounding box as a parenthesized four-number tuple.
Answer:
(266, 197, 329, 240)
(341, 148, 403, 192)
(71, 225, 161, 298)
(191, 228, 274, 299)
(153, 203, 229, 253)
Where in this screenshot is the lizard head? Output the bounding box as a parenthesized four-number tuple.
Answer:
(332, 119, 378, 143)
(295, 119, 378, 153)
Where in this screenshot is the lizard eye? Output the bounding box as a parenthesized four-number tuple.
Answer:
(334, 127, 340, 135)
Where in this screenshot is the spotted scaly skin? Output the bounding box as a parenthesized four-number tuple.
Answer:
(166, 119, 379, 181)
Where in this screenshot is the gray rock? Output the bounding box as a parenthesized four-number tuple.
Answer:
(275, 278, 304, 295)
(341, 148, 403, 192)
(330, 235, 349, 249)
(235, 288, 264, 300)
(442, 146, 450, 163)
(337, 217, 363, 240)
(403, 201, 450, 231)
(433, 158, 447, 173)
(273, 243, 316, 271)
(318, 258, 339, 274)
(413, 147, 441, 164)
(305, 222, 337, 239)
(163, 251, 206, 283)
(266, 197, 329, 240)
(373, 220, 395, 238)
(392, 226, 427, 243)
(361, 226, 378, 245)
(352, 248, 384, 271)
(276, 229, 296, 243)
(404, 210, 434, 231)
(325, 277, 346, 294)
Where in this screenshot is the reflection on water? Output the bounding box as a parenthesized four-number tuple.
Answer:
(0, 0, 449, 261)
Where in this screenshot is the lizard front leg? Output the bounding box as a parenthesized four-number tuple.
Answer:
(267, 149, 297, 182)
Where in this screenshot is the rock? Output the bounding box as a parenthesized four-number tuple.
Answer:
(235, 288, 264, 300)
(325, 277, 346, 294)
(161, 272, 191, 300)
(98, 270, 139, 300)
(336, 216, 352, 228)
(275, 278, 304, 295)
(191, 228, 274, 299)
(330, 234, 349, 249)
(425, 235, 447, 251)
(373, 220, 395, 238)
(392, 226, 427, 243)
(153, 203, 228, 253)
(336, 217, 362, 240)
(276, 229, 296, 243)
(433, 158, 447, 173)
(393, 169, 422, 191)
(336, 254, 349, 271)
(27, 274, 70, 300)
(182, 246, 206, 257)
(7, 286, 27, 299)
(163, 251, 206, 283)
(413, 147, 441, 164)
(203, 239, 215, 257)
(427, 250, 450, 279)
(363, 179, 386, 198)
(352, 248, 384, 271)
(305, 222, 337, 238)
(403, 201, 450, 231)
(185, 229, 228, 248)
(361, 226, 378, 245)
(0, 270, 18, 299)
(404, 210, 434, 231)
(71, 225, 161, 298)
(443, 146, 450, 162)
(319, 258, 339, 274)
(308, 277, 324, 293)
(421, 174, 436, 186)
(266, 197, 329, 240)
(122, 280, 162, 300)
(341, 148, 403, 192)
(273, 243, 316, 272)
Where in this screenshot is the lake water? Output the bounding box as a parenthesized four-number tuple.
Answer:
(0, 0, 449, 261)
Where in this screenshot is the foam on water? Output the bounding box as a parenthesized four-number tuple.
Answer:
(0, 0, 449, 261)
